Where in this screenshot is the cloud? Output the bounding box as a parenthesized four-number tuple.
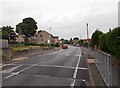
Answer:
(0, 0, 119, 39)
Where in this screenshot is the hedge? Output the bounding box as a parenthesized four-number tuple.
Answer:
(99, 34, 108, 52)
(99, 27, 120, 58)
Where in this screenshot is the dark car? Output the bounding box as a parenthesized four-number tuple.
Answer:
(62, 44, 68, 49)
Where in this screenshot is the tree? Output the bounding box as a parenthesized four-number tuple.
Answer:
(64, 40, 70, 44)
(99, 34, 108, 51)
(1, 26, 16, 42)
(91, 30, 103, 49)
(77, 40, 83, 46)
(73, 37, 79, 40)
(16, 17, 38, 43)
(105, 27, 120, 58)
(70, 38, 73, 44)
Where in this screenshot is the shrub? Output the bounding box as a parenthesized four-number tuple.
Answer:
(99, 34, 108, 52)
(91, 30, 103, 48)
(99, 27, 120, 58)
(54, 43, 60, 47)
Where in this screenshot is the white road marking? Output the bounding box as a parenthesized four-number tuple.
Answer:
(36, 64, 76, 69)
(5, 74, 15, 79)
(0, 66, 2, 69)
(4, 64, 36, 79)
(70, 48, 82, 87)
(34, 74, 74, 80)
(48, 52, 56, 55)
(73, 55, 81, 79)
(70, 80, 76, 87)
(36, 64, 88, 70)
(65, 54, 69, 56)
(2, 65, 22, 73)
(75, 55, 80, 57)
(40, 61, 46, 63)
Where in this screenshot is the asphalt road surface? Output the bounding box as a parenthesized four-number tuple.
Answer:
(2, 45, 90, 87)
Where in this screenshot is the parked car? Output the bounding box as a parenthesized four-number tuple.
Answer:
(62, 44, 68, 49)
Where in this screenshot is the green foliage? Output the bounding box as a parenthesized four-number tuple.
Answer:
(99, 34, 108, 51)
(84, 42, 88, 47)
(54, 43, 60, 47)
(73, 37, 79, 40)
(98, 27, 120, 58)
(91, 30, 103, 48)
(64, 40, 70, 44)
(77, 40, 83, 46)
(2, 51, 9, 62)
(1, 26, 16, 41)
(24, 43, 44, 46)
(105, 27, 120, 58)
(16, 17, 38, 42)
(70, 38, 73, 44)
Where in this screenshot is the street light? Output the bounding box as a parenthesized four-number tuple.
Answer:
(8, 33, 11, 61)
(86, 23, 89, 41)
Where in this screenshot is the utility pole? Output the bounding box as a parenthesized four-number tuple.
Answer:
(48, 27, 52, 44)
(86, 23, 89, 41)
(8, 33, 11, 61)
(86, 23, 90, 48)
(49, 27, 51, 34)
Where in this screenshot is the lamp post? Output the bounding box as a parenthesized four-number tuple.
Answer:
(86, 23, 90, 47)
(86, 23, 89, 42)
(8, 33, 11, 61)
(48, 27, 52, 43)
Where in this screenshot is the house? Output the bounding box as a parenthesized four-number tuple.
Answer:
(36, 30, 52, 44)
(81, 39, 91, 43)
(30, 30, 59, 44)
(52, 36, 59, 44)
(16, 34, 25, 43)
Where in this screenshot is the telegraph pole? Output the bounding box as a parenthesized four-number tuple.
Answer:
(86, 23, 90, 47)
(86, 23, 89, 41)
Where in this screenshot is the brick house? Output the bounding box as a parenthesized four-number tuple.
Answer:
(16, 34, 25, 43)
(52, 36, 59, 44)
(36, 30, 52, 44)
(30, 30, 59, 44)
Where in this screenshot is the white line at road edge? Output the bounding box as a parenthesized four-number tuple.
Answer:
(70, 48, 81, 87)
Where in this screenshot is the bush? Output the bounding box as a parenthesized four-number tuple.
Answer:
(99, 27, 120, 58)
(105, 27, 120, 58)
(99, 34, 108, 51)
(54, 43, 60, 47)
(84, 42, 88, 47)
(2, 51, 9, 62)
(91, 30, 103, 48)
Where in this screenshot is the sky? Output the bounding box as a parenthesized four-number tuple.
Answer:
(0, 0, 119, 40)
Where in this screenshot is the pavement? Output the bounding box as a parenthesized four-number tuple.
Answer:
(88, 59, 106, 87)
(1, 45, 91, 87)
(4, 47, 60, 64)
(85, 47, 120, 87)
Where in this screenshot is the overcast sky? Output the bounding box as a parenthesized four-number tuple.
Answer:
(0, 0, 119, 39)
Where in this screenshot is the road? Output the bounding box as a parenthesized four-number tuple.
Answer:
(2, 45, 90, 87)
